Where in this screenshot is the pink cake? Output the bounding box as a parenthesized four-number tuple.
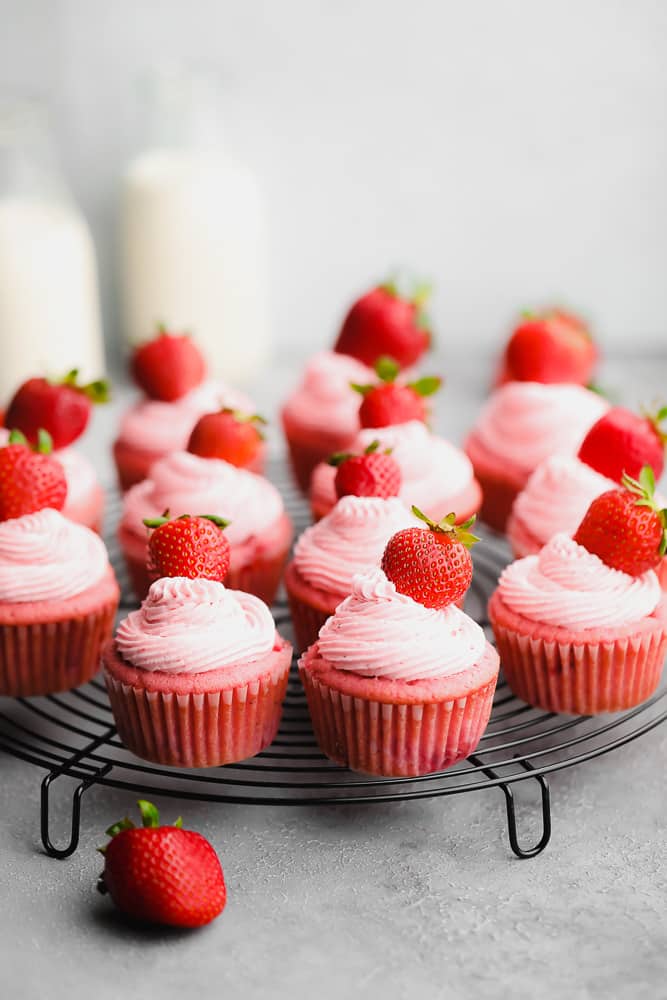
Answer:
(285, 496, 416, 651)
(309, 420, 482, 523)
(113, 380, 264, 492)
(280, 351, 375, 493)
(118, 451, 292, 603)
(0, 508, 119, 695)
(464, 382, 609, 533)
(103, 577, 292, 767)
(489, 533, 667, 714)
(299, 568, 500, 776)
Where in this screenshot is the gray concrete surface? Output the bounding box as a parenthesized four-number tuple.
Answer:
(0, 358, 665, 999)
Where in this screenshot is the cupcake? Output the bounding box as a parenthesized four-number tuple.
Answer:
(464, 382, 608, 533)
(490, 477, 667, 714)
(281, 351, 375, 493)
(300, 515, 499, 777)
(119, 451, 292, 603)
(285, 496, 416, 652)
(0, 506, 119, 696)
(113, 327, 262, 491)
(103, 576, 292, 767)
(4, 371, 110, 533)
(310, 420, 482, 523)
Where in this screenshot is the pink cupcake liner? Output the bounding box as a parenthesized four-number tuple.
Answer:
(103, 641, 292, 768)
(299, 645, 499, 777)
(0, 598, 118, 697)
(489, 592, 667, 714)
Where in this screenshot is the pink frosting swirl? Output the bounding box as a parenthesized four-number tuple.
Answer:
(310, 420, 474, 512)
(317, 568, 486, 680)
(117, 379, 255, 452)
(116, 576, 275, 674)
(120, 451, 284, 545)
(468, 383, 608, 478)
(282, 351, 374, 434)
(497, 533, 661, 628)
(294, 496, 416, 595)
(0, 508, 109, 602)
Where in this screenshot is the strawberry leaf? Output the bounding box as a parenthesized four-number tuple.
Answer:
(639, 465, 655, 495)
(200, 514, 230, 529)
(329, 451, 353, 467)
(7, 429, 27, 446)
(412, 281, 432, 309)
(137, 800, 160, 828)
(36, 429, 54, 454)
(364, 440, 380, 455)
(375, 356, 399, 383)
(174, 817, 183, 829)
(350, 382, 373, 396)
(379, 279, 399, 298)
(410, 376, 442, 397)
(105, 817, 135, 838)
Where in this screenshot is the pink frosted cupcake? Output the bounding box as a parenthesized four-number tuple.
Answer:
(281, 351, 375, 492)
(310, 420, 482, 523)
(489, 533, 667, 714)
(300, 569, 499, 776)
(0, 508, 119, 696)
(113, 380, 262, 492)
(285, 496, 417, 652)
(464, 382, 608, 533)
(119, 451, 292, 603)
(103, 577, 292, 767)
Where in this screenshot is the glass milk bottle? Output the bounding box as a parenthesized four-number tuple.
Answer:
(120, 71, 271, 383)
(0, 99, 105, 401)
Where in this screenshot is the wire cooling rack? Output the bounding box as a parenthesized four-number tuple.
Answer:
(0, 459, 665, 861)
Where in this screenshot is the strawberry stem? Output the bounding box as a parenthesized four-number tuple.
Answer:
(409, 375, 442, 397)
(61, 369, 110, 403)
(138, 800, 160, 828)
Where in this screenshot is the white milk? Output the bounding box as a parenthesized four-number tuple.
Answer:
(120, 148, 270, 383)
(0, 196, 104, 401)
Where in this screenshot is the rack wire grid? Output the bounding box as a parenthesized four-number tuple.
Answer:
(0, 457, 665, 861)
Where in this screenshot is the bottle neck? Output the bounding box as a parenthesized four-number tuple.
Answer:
(0, 99, 72, 204)
(138, 70, 226, 154)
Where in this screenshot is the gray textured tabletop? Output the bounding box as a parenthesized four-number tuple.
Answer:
(1, 356, 665, 1000)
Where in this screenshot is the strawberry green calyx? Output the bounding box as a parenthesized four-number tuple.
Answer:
(61, 369, 110, 404)
(379, 279, 399, 298)
(375, 356, 400, 383)
(143, 513, 230, 531)
(410, 376, 442, 397)
(642, 404, 667, 446)
(97, 800, 183, 860)
(329, 439, 393, 466)
(622, 467, 667, 556)
(8, 427, 54, 454)
(411, 505, 480, 549)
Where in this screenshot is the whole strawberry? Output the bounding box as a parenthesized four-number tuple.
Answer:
(334, 279, 432, 369)
(573, 467, 667, 576)
(330, 440, 402, 499)
(500, 308, 596, 385)
(0, 430, 67, 520)
(131, 326, 206, 401)
(144, 513, 231, 582)
(187, 408, 266, 467)
(354, 357, 441, 429)
(381, 507, 479, 608)
(578, 406, 666, 483)
(98, 800, 226, 928)
(5, 370, 109, 449)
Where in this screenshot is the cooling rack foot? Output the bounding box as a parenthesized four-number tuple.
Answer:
(468, 755, 552, 859)
(40, 727, 116, 859)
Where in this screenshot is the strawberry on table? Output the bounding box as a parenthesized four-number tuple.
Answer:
(578, 405, 666, 483)
(382, 506, 479, 608)
(131, 325, 206, 401)
(353, 356, 441, 429)
(573, 466, 667, 576)
(5, 370, 109, 449)
(98, 800, 226, 928)
(334, 278, 432, 369)
(0, 429, 67, 520)
(498, 308, 596, 386)
(187, 408, 266, 467)
(330, 440, 402, 499)
(144, 512, 231, 582)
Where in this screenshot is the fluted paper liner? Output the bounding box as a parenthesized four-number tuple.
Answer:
(492, 617, 667, 715)
(105, 660, 291, 768)
(299, 667, 498, 777)
(0, 599, 117, 697)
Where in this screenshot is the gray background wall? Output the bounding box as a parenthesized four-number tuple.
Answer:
(2, 0, 666, 367)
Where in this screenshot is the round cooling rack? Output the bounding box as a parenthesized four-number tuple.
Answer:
(0, 459, 664, 861)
